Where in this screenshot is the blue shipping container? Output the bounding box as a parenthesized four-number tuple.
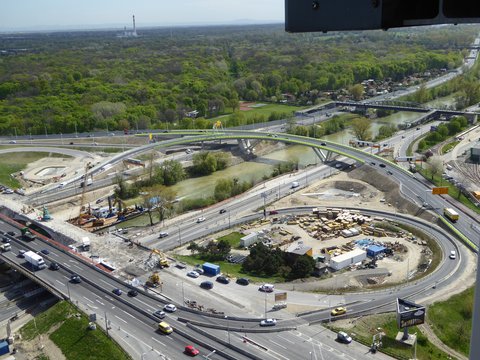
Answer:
(202, 262, 220, 276)
(0, 340, 9, 356)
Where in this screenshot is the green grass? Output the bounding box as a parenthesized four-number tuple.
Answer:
(329, 313, 454, 360)
(174, 254, 284, 283)
(0, 151, 71, 188)
(428, 287, 474, 356)
(50, 310, 130, 360)
(441, 141, 459, 154)
(217, 232, 243, 248)
(20, 301, 131, 360)
(417, 166, 480, 214)
(20, 301, 73, 340)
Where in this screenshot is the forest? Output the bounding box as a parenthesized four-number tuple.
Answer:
(0, 24, 478, 136)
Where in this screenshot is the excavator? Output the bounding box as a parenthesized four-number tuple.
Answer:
(148, 249, 169, 268)
(146, 272, 161, 288)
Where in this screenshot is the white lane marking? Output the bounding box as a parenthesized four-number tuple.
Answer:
(151, 337, 166, 347)
(114, 315, 127, 324)
(99, 279, 112, 287)
(270, 340, 287, 350)
(135, 298, 156, 311)
(62, 263, 71, 268)
(72, 265, 82, 271)
(276, 334, 295, 344)
(55, 280, 65, 286)
(51, 252, 59, 257)
(83, 296, 94, 304)
(96, 299, 105, 306)
(122, 310, 136, 319)
(68, 259, 76, 263)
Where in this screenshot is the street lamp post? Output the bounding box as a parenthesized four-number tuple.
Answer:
(178, 225, 182, 246)
(264, 291, 267, 319)
(182, 281, 185, 304)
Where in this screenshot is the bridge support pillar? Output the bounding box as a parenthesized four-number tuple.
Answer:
(237, 139, 260, 156)
(313, 147, 335, 163)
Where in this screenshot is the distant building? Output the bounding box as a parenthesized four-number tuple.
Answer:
(286, 242, 313, 257)
(240, 232, 259, 248)
(118, 15, 138, 38)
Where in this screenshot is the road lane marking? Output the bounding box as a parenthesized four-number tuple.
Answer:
(270, 340, 287, 350)
(50, 252, 59, 257)
(276, 335, 295, 344)
(151, 337, 166, 347)
(83, 296, 94, 304)
(122, 310, 136, 319)
(55, 280, 65, 286)
(135, 298, 156, 311)
(96, 299, 105, 306)
(62, 263, 71, 268)
(114, 315, 127, 324)
(99, 279, 111, 287)
(72, 265, 82, 271)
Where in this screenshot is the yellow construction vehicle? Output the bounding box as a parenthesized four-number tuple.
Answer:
(146, 272, 161, 288)
(148, 249, 170, 268)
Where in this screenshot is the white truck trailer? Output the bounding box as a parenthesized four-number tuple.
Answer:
(24, 251, 46, 270)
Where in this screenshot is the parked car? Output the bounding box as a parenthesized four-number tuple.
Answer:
(200, 281, 213, 290)
(49, 262, 60, 270)
(128, 289, 138, 297)
(184, 345, 200, 356)
(194, 267, 204, 275)
(216, 276, 230, 284)
(176, 262, 187, 269)
(260, 318, 277, 327)
(331, 307, 347, 316)
(163, 304, 177, 312)
(187, 271, 200, 278)
(153, 310, 166, 319)
(236, 278, 249, 286)
(337, 331, 352, 343)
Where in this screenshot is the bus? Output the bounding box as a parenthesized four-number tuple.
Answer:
(444, 208, 459, 222)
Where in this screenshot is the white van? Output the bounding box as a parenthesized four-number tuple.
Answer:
(259, 284, 274, 292)
(291, 181, 299, 189)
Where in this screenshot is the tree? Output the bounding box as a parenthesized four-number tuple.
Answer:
(150, 185, 177, 226)
(350, 117, 372, 141)
(187, 241, 200, 255)
(349, 84, 364, 101)
(427, 157, 443, 181)
(160, 160, 185, 186)
(289, 255, 315, 280)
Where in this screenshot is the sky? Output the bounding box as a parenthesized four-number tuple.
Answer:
(1, 0, 284, 32)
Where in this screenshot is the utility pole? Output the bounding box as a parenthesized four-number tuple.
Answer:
(105, 311, 110, 337)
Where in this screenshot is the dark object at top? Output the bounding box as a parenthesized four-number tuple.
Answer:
(285, 0, 480, 33)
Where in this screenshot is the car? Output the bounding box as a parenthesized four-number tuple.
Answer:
(331, 307, 347, 316)
(449, 250, 456, 260)
(320, 142, 327, 146)
(113, 288, 122, 296)
(379, 163, 386, 168)
(187, 271, 200, 278)
(401, 135, 406, 139)
(370, 162, 376, 166)
(158, 232, 169, 238)
(386, 170, 393, 175)
(163, 304, 177, 313)
(194, 267, 204, 275)
(70, 274, 81, 283)
(200, 281, 213, 290)
(8, 140, 16, 144)
(184, 345, 200, 356)
(236, 278, 249, 286)
(219, 209, 227, 214)
(128, 289, 138, 297)
(153, 310, 166, 319)
(259, 284, 274, 292)
(196, 217, 206, 223)
(158, 321, 173, 334)
(416, 127, 420, 130)
(2, 237, 10, 243)
(49, 262, 60, 270)
(216, 275, 230, 284)
(268, 210, 278, 215)
(69, 142, 74, 145)
(337, 331, 352, 344)
(176, 262, 187, 269)
(3, 189, 13, 194)
(260, 318, 277, 327)
(6, 231, 15, 236)
(185, 149, 193, 154)
(40, 249, 50, 255)
(17, 250, 26, 258)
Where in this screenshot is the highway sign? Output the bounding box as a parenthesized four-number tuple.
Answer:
(432, 187, 449, 195)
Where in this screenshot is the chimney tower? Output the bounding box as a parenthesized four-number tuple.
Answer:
(132, 15, 137, 36)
